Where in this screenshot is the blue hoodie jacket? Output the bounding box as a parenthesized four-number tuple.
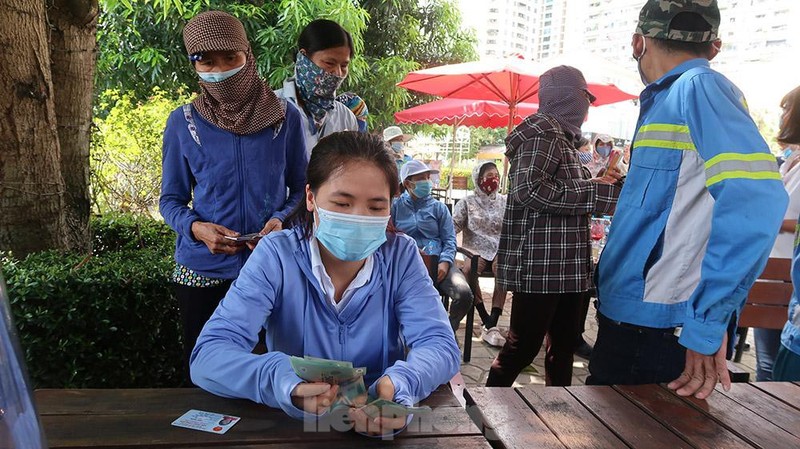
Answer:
(391, 193, 456, 264)
(190, 227, 460, 420)
(159, 104, 308, 279)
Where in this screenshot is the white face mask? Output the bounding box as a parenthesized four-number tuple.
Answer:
(197, 63, 245, 83)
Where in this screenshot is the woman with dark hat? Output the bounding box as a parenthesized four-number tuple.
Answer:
(159, 10, 307, 382)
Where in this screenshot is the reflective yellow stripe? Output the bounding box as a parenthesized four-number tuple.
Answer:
(634, 123, 696, 151)
(633, 139, 696, 150)
(637, 123, 691, 134)
(706, 171, 782, 187)
(704, 152, 776, 169)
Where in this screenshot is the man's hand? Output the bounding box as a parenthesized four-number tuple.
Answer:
(191, 221, 244, 255)
(667, 332, 731, 400)
(291, 382, 339, 415)
(437, 261, 450, 283)
(349, 376, 406, 437)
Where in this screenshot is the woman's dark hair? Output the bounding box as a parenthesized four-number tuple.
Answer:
(778, 85, 800, 146)
(478, 162, 498, 179)
(296, 19, 354, 59)
(650, 12, 715, 57)
(285, 131, 399, 238)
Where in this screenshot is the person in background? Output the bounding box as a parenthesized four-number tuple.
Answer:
(452, 161, 508, 347)
(754, 129, 800, 381)
(336, 92, 369, 132)
(159, 10, 307, 383)
(576, 137, 594, 165)
(391, 160, 474, 334)
(383, 126, 414, 170)
(487, 65, 623, 387)
(586, 134, 614, 177)
(590, 0, 787, 398)
(573, 135, 600, 359)
(190, 132, 460, 436)
(275, 19, 358, 157)
(622, 142, 632, 165)
(775, 85, 800, 381)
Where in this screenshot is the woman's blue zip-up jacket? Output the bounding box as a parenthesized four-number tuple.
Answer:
(159, 104, 308, 279)
(782, 219, 800, 357)
(190, 226, 461, 420)
(391, 192, 457, 265)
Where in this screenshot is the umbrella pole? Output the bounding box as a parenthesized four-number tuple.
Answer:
(447, 118, 465, 203)
(502, 104, 517, 193)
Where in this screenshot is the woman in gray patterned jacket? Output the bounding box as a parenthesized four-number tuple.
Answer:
(452, 161, 508, 347)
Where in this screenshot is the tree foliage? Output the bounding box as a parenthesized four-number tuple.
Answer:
(91, 88, 193, 215)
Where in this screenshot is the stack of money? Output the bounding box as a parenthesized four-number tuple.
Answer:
(289, 356, 431, 417)
(289, 356, 367, 408)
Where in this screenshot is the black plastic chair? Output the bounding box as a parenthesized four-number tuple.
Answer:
(456, 246, 499, 363)
(422, 250, 482, 362)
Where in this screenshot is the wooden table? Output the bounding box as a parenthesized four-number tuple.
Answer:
(35, 385, 489, 448)
(466, 382, 800, 449)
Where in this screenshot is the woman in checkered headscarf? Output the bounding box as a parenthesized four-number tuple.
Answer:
(159, 10, 308, 384)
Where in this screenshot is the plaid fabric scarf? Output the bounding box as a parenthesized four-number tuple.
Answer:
(183, 11, 284, 135)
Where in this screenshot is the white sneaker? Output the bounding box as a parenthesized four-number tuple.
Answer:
(481, 326, 506, 347)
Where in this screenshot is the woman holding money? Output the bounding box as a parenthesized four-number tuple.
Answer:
(190, 132, 460, 436)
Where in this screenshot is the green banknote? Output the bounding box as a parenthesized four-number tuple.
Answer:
(331, 376, 368, 409)
(289, 356, 365, 384)
(359, 398, 432, 419)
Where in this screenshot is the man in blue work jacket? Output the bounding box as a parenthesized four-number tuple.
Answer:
(589, 0, 788, 399)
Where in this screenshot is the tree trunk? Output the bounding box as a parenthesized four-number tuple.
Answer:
(0, 0, 69, 256)
(48, 0, 99, 253)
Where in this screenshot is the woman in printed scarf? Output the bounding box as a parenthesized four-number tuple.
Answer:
(159, 10, 308, 383)
(275, 19, 359, 157)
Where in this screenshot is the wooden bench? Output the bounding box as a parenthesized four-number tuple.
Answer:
(732, 258, 792, 375)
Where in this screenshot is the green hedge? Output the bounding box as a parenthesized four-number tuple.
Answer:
(91, 212, 175, 256)
(1, 214, 183, 388)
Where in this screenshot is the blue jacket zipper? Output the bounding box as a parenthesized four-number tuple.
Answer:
(236, 136, 246, 271)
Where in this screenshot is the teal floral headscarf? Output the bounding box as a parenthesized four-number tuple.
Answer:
(295, 51, 345, 131)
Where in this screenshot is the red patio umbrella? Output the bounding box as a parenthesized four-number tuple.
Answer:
(397, 55, 639, 189)
(394, 98, 538, 191)
(397, 55, 638, 133)
(394, 98, 538, 129)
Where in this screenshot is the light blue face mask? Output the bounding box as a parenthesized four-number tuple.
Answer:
(314, 205, 390, 262)
(411, 180, 433, 198)
(391, 142, 404, 153)
(197, 64, 245, 83)
(596, 144, 613, 158)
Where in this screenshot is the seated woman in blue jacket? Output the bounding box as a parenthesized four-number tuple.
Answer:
(391, 161, 474, 333)
(190, 132, 460, 436)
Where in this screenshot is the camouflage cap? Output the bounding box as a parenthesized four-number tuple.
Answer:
(635, 0, 720, 43)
